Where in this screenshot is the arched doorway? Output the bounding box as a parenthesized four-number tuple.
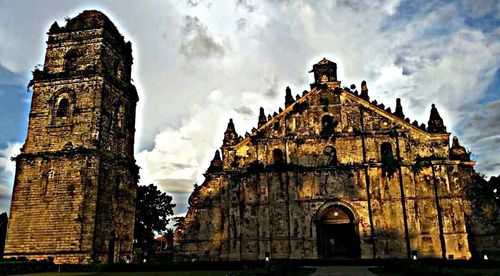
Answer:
(316, 203, 360, 259)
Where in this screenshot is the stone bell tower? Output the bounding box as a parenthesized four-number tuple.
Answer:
(4, 10, 139, 264)
(309, 57, 341, 89)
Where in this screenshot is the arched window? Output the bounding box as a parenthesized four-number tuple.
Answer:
(380, 142, 398, 178)
(272, 148, 284, 165)
(380, 142, 393, 160)
(320, 115, 337, 138)
(56, 98, 70, 118)
(64, 50, 78, 71)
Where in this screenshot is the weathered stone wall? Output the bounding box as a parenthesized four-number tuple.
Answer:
(5, 11, 138, 264)
(24, 78, 104, 153)
(92, 160, 137, 263)
(177, 165, 474, 260)
(175, 61, 478, 260)
(5, 154, 99, 263)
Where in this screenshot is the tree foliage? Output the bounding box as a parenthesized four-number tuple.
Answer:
(0, 212, 7, 258)
(134, 184, 175, 250)
(171, 216, 185, 228)
(163, 228, 174, 250)
(470, 174, 500, 205)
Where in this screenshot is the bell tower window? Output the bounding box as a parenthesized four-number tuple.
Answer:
(49, 89, 75, 126)
(64, 50, 78, 71)
(56, 98, 70, 118)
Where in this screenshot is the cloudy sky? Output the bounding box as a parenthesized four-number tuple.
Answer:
(0, 0, 498, 217)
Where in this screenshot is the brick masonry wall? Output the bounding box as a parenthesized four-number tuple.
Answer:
(4, 11, 138, 264)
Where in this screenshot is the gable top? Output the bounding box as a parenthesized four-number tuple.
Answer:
(226, 60, 449, 149)
(232, 89, 446, 150)
(310, 57, 338, 85)
(317, 57, 335, 65)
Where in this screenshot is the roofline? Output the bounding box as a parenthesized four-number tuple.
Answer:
(226, 85, 451, 150)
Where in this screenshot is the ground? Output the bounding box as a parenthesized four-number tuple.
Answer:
(13, 263, 500, 276)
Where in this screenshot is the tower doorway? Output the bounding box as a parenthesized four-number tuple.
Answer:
(108, 231, 116, 264)
(316, 204, 360, 259)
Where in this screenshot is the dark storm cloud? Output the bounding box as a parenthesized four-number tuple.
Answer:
(167, 191, 191, 217)
(179, 15, 226, 59)
(461, 0, 498, 18)
(171, 162, 195, 170)
(233, 106, 254, 116)
(264, 75, 280, 97)
(458, 99, 500, 175)
(460, 100, 500, 142)
(157, 178, 194, 193)
(236, 17, 247, 30)
(236, 0, 256, 12)
(186, 0, 203, 7)
(0, 65, 24, 85)
(0, 66, 30, 147)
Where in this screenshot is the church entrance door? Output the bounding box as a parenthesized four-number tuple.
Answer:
(317, 205, 360, 259)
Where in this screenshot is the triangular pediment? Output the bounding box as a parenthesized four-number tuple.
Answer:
(233, 86, 434, 152)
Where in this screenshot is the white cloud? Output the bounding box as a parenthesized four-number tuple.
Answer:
(136, 88, 270, 193)
(0, 142, 21, 181)
(0, 142, 22, 212)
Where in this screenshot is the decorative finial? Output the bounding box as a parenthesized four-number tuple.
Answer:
(207, 150, 223, 173)
(427, 103, 447, 133)
(394, 98, 404, 118)
(285, 86, 295, 107)
(49, 21, 60, 33)
(223, 118, 238, 146)
(227, 118, 234, 130)
(360, 80, 369, 101)
(258, 107, 267, 127)
(310, 58, 337, 85)
(450, 136, 470, 161)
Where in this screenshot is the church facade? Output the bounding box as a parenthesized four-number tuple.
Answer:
(174, 58, 483, 260)
(4, 11, 139, 264)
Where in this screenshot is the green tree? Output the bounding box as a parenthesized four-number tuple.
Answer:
(134, 184, 175, 251)
(163, 228, 174, 250)
(171, 216, 185, 228)
(0, 212, 7, 258)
